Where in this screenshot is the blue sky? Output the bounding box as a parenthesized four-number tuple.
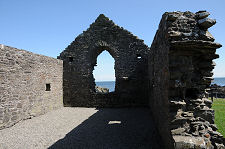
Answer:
(1, 0, 225, 81)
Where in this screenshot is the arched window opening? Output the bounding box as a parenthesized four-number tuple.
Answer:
(93, 50, 115, 93)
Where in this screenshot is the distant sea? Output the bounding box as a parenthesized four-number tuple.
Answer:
(212, 77, 225, 86)
(96, 81, 115, 92)
(96, 78, 225, 92)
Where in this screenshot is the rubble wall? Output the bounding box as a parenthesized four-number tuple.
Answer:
(0, 45, 63, 129)
(150, 11, 224, 148)
(149, 14, 175, 149)
(58, 14, 149, 107)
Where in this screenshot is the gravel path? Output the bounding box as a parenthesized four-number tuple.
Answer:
(0, 107, 162, 149)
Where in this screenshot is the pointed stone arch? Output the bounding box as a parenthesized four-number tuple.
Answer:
(92, 48, 115, 82)
(58, 14, 149, 107)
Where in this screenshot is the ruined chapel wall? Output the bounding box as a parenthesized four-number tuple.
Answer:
(167, 11, 224, 148)
(58, 15, 149, 107)
(150, 11, 224, 148)
(149, 14, 175, 149)
(0, 45, 63, 129)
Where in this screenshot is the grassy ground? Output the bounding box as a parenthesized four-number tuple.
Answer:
(211, 98, 225, 137)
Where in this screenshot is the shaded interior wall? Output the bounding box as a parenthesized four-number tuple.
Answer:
(0, 45, 63, 129)
(58, 14, 149, 107)
(149, 14, 175, 149)
(150, 11, 223, 148)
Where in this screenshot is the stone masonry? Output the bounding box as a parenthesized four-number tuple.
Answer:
(0, 45, 63, 129)
(149, 11, 224, 148)
(58, 14, 149, 107)
(0, 11, 224, 149)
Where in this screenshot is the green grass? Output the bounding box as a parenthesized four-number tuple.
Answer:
(211, 98, 225, 137)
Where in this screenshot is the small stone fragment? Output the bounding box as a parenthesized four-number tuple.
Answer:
(203, 98, 213, 108)
(168, 31, 182, 37)
(210, 124, 218, 131)
(171, 127, 186, 135)
(215, 143, 225, 149)
(212, 61, 216, 66)
(196, 11, 210, 19)
(182, 32, 192, 37)
(198, 18, 216, 29)
(199, 30, 215, 41)
(173, 136, 211, 149)
(95, 86, 109, 94)
(167, 14, 179, 21)
(204, 133, 210, 138)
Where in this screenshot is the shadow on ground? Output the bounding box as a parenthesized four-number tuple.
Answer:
(48, 108, 163, 149)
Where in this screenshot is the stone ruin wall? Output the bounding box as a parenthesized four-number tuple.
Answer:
(58, 14, 149, 107)
(149, 12, 174, 149)
(149, 11, 224, 148)
(0, 45, 63, 129)
(0, 11, 224, 148)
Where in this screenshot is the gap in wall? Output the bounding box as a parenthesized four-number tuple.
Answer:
(93, 50, 115, 93)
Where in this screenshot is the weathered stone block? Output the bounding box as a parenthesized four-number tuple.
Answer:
(171, 127, 186, 135)
(203, 98, 213, 108)
(199, 30, 215, 41)
(198, 18, 216, 29)
(167, 13, 179, 21)
(196, 11, 210, 19)
(174, 136, 213, 149)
